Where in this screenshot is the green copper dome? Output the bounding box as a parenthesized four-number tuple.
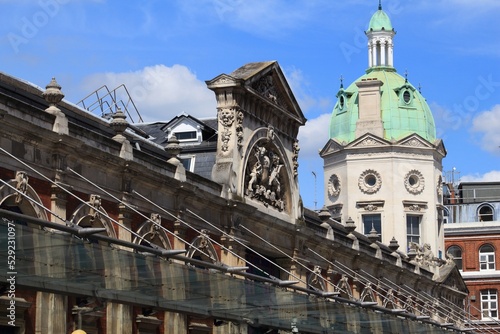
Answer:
(367, 7, 393, 31)
(330, 68, 437, 144)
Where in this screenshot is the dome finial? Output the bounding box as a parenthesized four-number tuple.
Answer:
(404, 69, 409, 83)
(378, 0, 382, 10)
(340, 75, 344, 89)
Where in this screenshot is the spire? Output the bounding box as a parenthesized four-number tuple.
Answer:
(378, 0, 382, 10)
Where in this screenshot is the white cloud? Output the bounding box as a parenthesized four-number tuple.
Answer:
(470, 104, 500, 154)
(79, 64, 216, 122)
(461, 170, 500, 182)
(298, 113, 331, 159)
(284, 66, 332, 115)
(430, 101, 470, 135)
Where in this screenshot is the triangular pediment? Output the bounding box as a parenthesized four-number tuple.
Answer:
(160, 113, 216, 133)
(205, 73, 240, 88)
(434, 138, 447, 157)
(434, 263, 468, 294)
(208, 61, 305, 126)
(347, 133, 391, 149)
(319, 138, 345, 157)
(396, 134, 434, 149)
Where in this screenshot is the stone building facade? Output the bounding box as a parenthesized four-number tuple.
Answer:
(0, 4, 481, 334)
(321, 4, 446, 256)
(0, 62, 470, 333)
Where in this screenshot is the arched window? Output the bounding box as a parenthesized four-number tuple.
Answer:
(480, 244, 495, 271)
(478, 204, 494, 222)
(447, 245, 463, 270)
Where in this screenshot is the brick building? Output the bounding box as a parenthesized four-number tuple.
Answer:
(445, 182, 500, 331)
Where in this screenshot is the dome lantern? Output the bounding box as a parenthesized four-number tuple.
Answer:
(366, 1, 396, 68)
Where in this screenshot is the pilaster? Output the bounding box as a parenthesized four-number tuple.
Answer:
(107, 303, 132, 334)
(35, 292, 67, 334)
(50, 183, 67, 225)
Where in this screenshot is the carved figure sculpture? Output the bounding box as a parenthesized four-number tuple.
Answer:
(245, 144, 286, 211)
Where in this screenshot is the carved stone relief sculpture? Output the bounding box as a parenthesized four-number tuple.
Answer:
(292, 140, 300, 177)
(89, 194, 102, 224)
(404, 169, 425, 195)
(218, 108, 235, 152)
(408, 243, 445, 270)
(253, 74, 285, 108)
(236, 110, 244, 152)
(245, 144, 286, 211)
(358, 169, 382, 194)
(14, 171, 29, 204)
(327, 174, 341, 199)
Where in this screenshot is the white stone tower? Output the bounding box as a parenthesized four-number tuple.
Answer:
(320, 3, 447, 256)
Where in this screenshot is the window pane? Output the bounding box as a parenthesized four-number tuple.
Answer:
(406, 215, 420, 246)
(481, 290, 498, 320)
(363, 214, 381, 236)
(175, 131, 197, 140)
(447, 245, 462, 270)
(481, 245, 494, 253)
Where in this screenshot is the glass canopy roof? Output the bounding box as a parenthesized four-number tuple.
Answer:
(0, 213, 467, 333)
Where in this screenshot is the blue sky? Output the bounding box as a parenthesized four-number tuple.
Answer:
(1, 0, 500, 210)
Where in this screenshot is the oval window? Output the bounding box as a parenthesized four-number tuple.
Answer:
(403, 90, 411, 104)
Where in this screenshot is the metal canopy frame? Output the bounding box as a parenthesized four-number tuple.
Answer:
(0, 210, 468, 333)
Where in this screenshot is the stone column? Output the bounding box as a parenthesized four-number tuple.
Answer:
(368, 42, 373, 67)
(103, 203, 134, 334)
(372, 43, 378, 66)
(118, 202, 133, 243)
(37, 178, 68, 333)
(380, 41, 386, 66)
(107, 303, 132, 334)
(214, 231, 248, 334)
(50, 167, 68, 225)
(162, 218, 189, 334)
(388, 41, 394, 67)
(219, 227, 246, 268)
(164, 312, 187, 333)
(35, 292, 67, 334)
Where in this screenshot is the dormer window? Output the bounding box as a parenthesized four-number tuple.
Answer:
(336, 89, 352, 115)
(394, 84, 415, 108)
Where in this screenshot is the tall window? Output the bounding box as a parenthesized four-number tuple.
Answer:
(443, 208, 450, 224)
(481, 289, 498, 320)
(363, 214, 381, 240)
(479, 244, 495, 271)
(447, 245, 463, 270)
(478, 205, 494, 222)
(406, 215, 421, 246)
